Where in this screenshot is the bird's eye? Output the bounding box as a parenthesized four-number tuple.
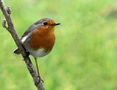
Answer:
(43, 22, 48, 26)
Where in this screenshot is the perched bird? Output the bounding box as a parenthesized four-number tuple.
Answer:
(14, 18, 60, 76)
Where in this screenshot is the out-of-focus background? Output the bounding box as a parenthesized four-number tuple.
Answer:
(0, 0, 117, 90)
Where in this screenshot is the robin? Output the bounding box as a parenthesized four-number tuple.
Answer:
(14, 18, 60, 77)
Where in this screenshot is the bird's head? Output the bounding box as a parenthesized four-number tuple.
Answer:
(34, 18, 60, 32)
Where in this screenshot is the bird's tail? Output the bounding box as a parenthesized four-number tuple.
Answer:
(14, 48, 21, 54)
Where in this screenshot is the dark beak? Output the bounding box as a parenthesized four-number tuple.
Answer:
(54, 23, 61, 26)
(55, 23, 60, 25)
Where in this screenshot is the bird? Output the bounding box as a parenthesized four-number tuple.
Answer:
(14, 18, 60, 77)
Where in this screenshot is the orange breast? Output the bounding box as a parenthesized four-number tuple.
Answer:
(30, 28, 55, 52)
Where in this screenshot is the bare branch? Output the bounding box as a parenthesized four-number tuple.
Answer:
(0, 0, 45, 90)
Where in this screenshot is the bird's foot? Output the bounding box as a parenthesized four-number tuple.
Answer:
(24, 52, 30, 60)
(38, 75, 44, 83)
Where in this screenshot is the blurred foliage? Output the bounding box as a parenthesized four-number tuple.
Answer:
(0, 0, 117, 90)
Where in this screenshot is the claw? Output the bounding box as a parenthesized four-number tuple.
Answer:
(35, 76, 44, 86)
(38, 76, 44, 83)
(24, 52, 30, 60)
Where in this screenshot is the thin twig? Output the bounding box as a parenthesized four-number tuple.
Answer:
(0, 0, 45, 90)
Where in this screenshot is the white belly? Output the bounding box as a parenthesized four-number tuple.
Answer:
(28, 48, 49, 57)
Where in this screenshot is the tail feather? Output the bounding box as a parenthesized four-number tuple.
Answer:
(14, 48, 21, 54)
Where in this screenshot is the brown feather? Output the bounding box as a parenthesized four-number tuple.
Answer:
(30, 26, 55, 52)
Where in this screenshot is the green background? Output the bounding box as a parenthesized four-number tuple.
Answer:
(0, 0, 117, 90)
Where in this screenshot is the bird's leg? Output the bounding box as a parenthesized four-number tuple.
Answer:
(34, 57, 39, 76)
(34, 57, 44, 83)
(23, 51, 30, 60)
